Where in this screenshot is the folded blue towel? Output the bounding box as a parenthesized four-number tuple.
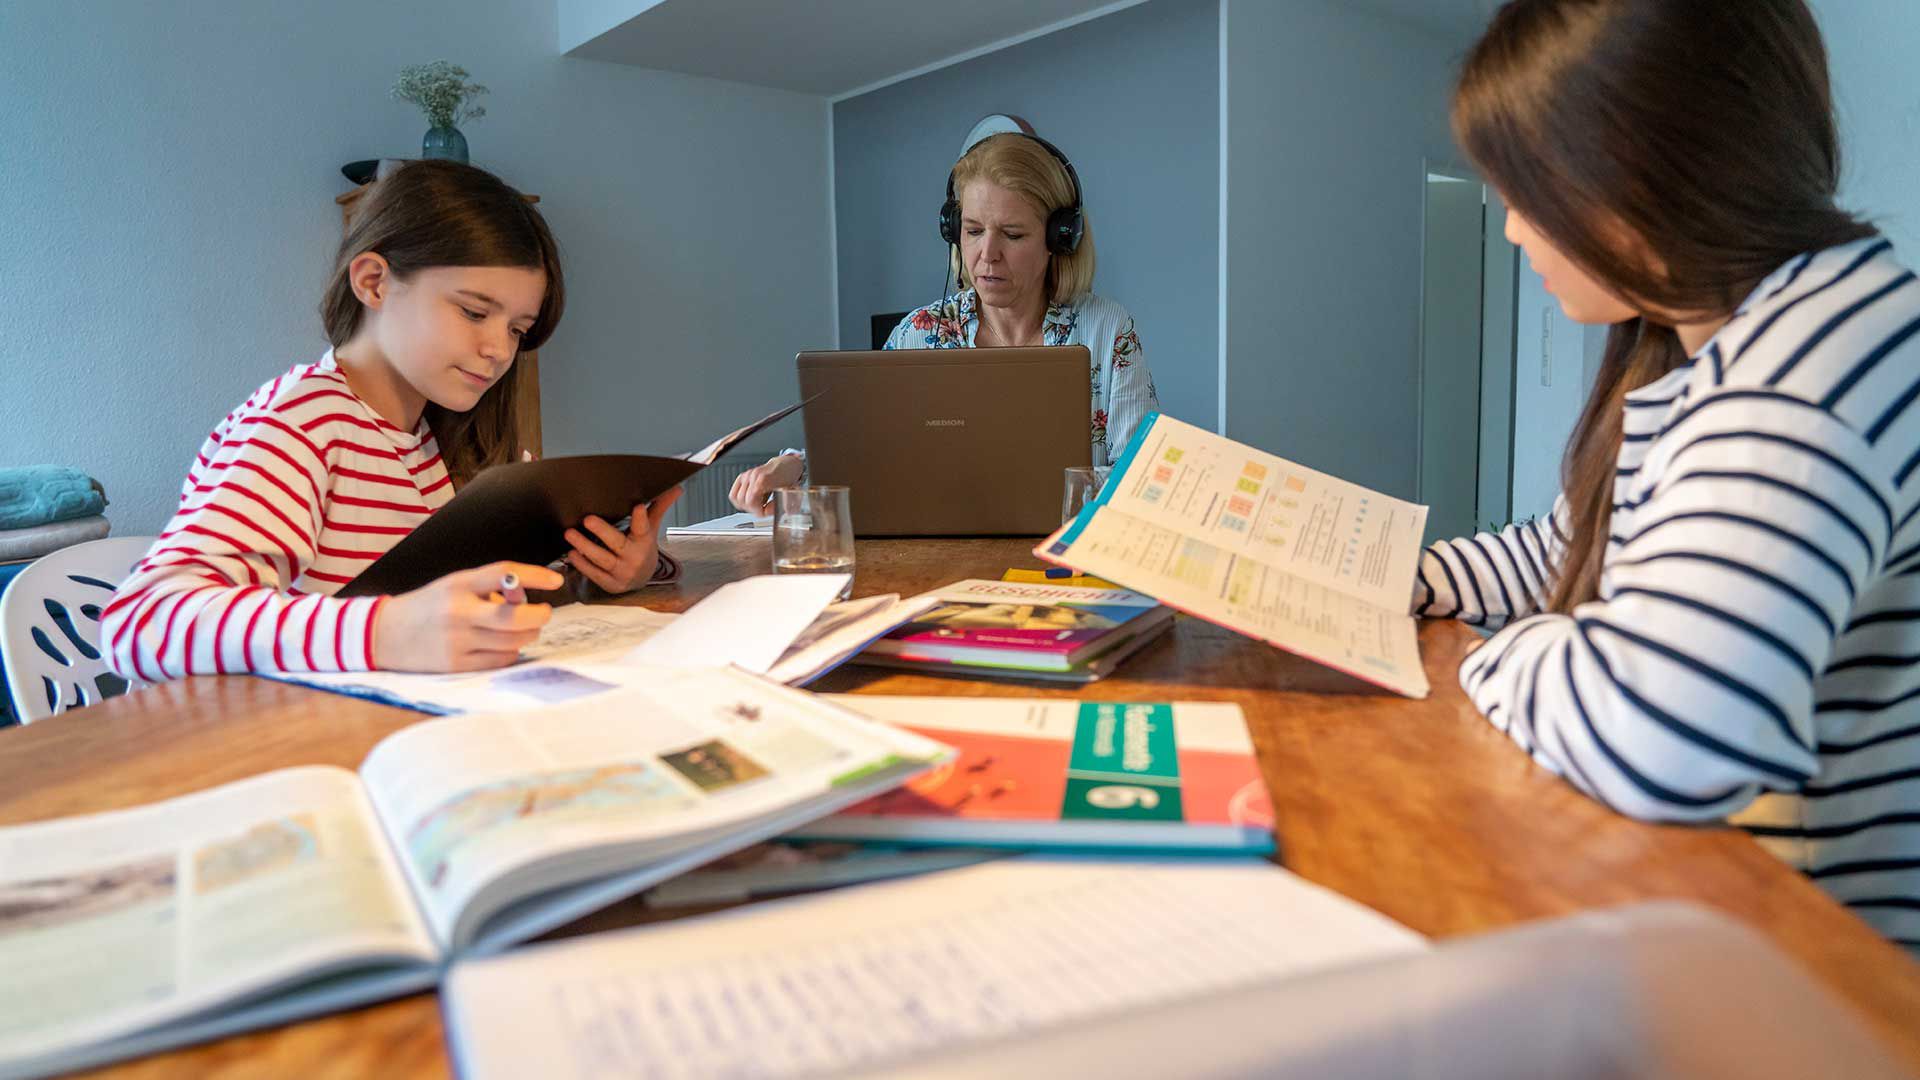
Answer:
(0, 466, 108, 530)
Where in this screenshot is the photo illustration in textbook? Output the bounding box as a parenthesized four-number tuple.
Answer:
(0, 669, 947, 1080)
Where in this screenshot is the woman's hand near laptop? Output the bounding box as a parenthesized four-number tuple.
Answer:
(729, 452, 804, 513)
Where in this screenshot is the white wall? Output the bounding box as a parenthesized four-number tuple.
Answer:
(1812, 0, 1920, 257)
(1222, 0, 1464, 499)
(3, 0, 1497, 535)
(0, 0, 833, 534)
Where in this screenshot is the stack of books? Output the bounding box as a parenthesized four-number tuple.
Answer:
(852, 578, 1174, 683)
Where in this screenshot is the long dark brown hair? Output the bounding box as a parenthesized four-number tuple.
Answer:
(1452, 0, 1873, 611)
(320, 160, 564, 483)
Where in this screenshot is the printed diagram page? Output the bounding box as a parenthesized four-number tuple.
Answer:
(1044, 414, 1429, 697)
(1093, 414, 1425, 606)
(0, 767, 435, 1067)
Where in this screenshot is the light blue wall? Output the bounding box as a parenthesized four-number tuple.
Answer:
(831, 0, 1221, 431)
(1812, 0, 1920, 258)
(1222, 0, 1462, 499)
(0, 0, 833, 534)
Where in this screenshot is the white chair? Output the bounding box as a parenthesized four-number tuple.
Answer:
(1, 536, 154, 723)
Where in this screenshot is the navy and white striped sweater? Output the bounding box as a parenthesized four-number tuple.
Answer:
(1418, 236, 1920, 953)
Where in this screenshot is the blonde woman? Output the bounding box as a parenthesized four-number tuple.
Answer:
(732, 128, 1159, 512)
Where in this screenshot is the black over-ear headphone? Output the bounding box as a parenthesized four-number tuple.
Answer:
(939, 132, 1085, 256)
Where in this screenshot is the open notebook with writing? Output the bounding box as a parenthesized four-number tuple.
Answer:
(0, 669, 947, 1080)
(1039, 412, 1431, 698)
(442, 857, 1425, 1079)
(268, 574, 940, 715)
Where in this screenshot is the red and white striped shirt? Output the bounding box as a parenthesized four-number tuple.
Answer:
(104, 352, 452, 681)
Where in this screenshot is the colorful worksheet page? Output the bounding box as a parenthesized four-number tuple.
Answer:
(1042, 414, 1429, 698)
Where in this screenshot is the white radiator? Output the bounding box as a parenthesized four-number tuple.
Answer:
(666, 457, 759, 527)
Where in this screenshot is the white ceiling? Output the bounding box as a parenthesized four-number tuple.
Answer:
(558, 0, 1500, 101)
(560, 0, 1141, 100)
(1345, 0, 1501, 43)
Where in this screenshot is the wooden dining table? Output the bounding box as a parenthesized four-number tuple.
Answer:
(6, 535, 1920, 1078)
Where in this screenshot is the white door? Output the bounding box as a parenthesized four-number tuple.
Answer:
(1508, 246, 1598, 522)
(1417, 170, 1488, 541)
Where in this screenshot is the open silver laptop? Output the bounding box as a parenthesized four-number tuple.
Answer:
(796, 346, 1093, 536)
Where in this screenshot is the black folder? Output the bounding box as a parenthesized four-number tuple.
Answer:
(337, 401, 805, 597)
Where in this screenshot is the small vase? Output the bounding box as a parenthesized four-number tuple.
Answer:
(422, 125, 468, 163)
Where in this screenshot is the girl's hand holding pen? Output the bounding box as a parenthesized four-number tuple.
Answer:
(371, 561, 563, 672)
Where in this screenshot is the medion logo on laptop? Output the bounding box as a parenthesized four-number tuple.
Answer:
(924, 418, 967, 427)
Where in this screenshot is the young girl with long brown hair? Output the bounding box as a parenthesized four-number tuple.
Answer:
(104, 160, 676, 681)
(1417, 0, 1920, 951)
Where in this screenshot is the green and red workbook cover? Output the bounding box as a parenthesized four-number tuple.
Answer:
(798, 697, 1275, 853)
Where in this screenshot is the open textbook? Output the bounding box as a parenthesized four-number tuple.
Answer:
(339, 400, 806, 596)
(0, 669, 947, 1080)
(1039, 413, 1431, 697)
(442, 857, 1426, 1080)
(267, 575, 940, 715)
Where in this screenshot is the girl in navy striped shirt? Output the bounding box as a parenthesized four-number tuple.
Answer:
(1421, 0, 1920, 952)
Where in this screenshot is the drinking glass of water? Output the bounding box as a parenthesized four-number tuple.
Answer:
(772, 486, 855, 598)
(1062, 466, 1112, 523)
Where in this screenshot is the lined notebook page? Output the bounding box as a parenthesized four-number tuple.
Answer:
(443, 858, 1424, 1079)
